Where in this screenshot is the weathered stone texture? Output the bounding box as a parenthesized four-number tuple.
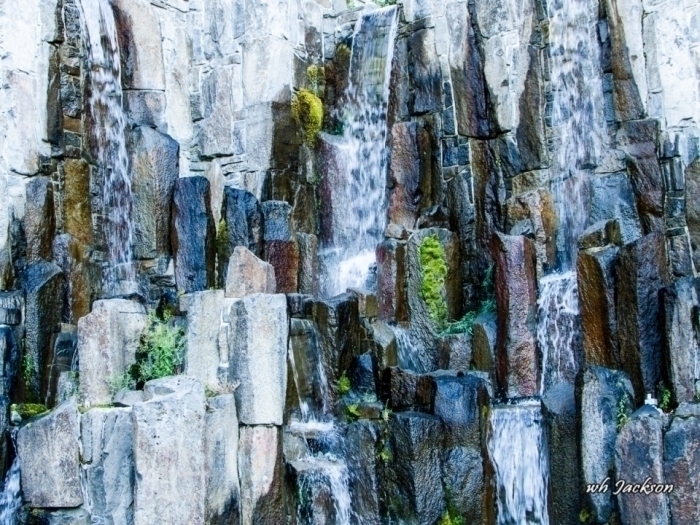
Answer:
(225, 246, 276, 298)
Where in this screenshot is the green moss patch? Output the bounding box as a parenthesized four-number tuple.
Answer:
(291, 89, 324, 147)
(11, 403, 48, 420)
(418, 235, 449, 328)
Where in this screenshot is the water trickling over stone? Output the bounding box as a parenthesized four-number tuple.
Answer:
(321, 7, 398, 296)
(289, 318, 332, 421)
(488, 403, 550, 525)
(547, 0, 607, 268)
(80, 0, 135, 297)
(0, 457, 21, 525)
(537, 271, 582, 395)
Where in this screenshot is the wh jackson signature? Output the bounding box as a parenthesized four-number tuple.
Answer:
(586, 477, 674, 496)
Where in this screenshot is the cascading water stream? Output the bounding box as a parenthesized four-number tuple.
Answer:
(79, 0, 135, 297)
(321, 7, 398, 296)
(0, 457, 21, 525)
(488, 403, 550, 525)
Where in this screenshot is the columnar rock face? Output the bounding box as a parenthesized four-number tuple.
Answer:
(128, 125, 179, 259)
(52, 234, 90, 323)
(238, 426, 286, 525)
(543, 383, 581, 525)
(225, 247, 276, 298)
(16, 399, 82, 508)
(133, 377, 206, 525)
(577, 366, 635, 523)
(171, 176, 216, 293)
(218, 188, 264, 286)
(615, 405, 669, 525)
(181, 290, 225, 387)
(472, 312, 497, 386)
(492, 233, 538, 398)
(577, 245, 620, 368)
(81, 407, 135, 524)
(662, 278, 700, 404)
(204, 394, 240, 525)
(384, 412, 445, 524)
(616, 232, 670, 402)
(24, 177, 55, 263)
(262, 201, 299, 294)
(226, 294, 288, 425)
(664, 403, 700, 525)
(23, 260, 64, 400)
(78, 299, 148, 406)
(376, 239, 407, 324)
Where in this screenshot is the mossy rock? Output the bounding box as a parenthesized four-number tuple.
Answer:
(418, 235, 449, 328)
(291, 89, 323, 147)
(11, 403, 49, 420)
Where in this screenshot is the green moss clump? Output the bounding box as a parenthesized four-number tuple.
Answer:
(345, 403, 361, 422)
(418, 235, 449, 328)
(336, 372, 351, 397)
(291, 89, 324, 147)
(11, 403, 48, 420)
(306, 65, 325, 96)
(133, 310, 186, 385)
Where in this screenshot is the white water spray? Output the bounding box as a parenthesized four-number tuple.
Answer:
(0, 457, 21, 525)
(80, 0, 135, 296)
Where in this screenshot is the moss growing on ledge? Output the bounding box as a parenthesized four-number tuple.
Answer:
(128, 310, 186, 387)
(291, 88, 323, 147)
(11, 403, 48, 420)
(418, 235, 449, 328)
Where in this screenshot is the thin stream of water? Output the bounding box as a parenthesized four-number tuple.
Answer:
(0, 457, 21, 525)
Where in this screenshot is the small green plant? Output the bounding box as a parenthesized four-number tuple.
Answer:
(439, 489, 464, 525)
(441, 265, 496, 336)
(579, 508, 594, 524)
(291, 89, 323, 147)
(374, 0, 396, 6)
(205, 380, 239, 398)
(337, 372, 351, 397)
(306, 65, 325, 97)
(657, 382, 672, 412)
(110, 372, 136, 394)
(419, 235, 449, 328)
(345, 403, 361, 422)
(381, 404, 392, 423)
(22, 353, 36, 388)
(616, 394, 631, 431)
(135, 310, 186, 384)
(379, 446, 392, 464)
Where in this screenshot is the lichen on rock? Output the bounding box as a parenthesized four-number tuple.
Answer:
(291, 88, 323, 147)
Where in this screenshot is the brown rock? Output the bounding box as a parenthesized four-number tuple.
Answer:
(492, 233, 538, 398)
(664, 403, 700, 525)
(506, 188, 557, 272)
(63, 158, 93, 246)
(376, 238, 407, 323)
(24, 177, 56, 263)
(265, 240, 299, 294)
(577, 245, 620, 369)
(297, 233, 319, 296)
(225, 246, 276, 298)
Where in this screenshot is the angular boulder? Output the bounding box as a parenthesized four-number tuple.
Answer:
(262, 201, 299, 294)
(225, 246, 276, 298)
(181, 290, 225, 387)
(376, 238, 407, 324)
(226, 294, 288, 425)
(81, 407, 135, 524)
(171, 176, 216, 293)
(238, 426, 286, 525)
(218, 187, 263, 286)
(577, 366, 635, 523)
(664, 403, 700, 525)
(78, 299, 147, 406)
(492, 233, 538, 398)
(616, 232, 670, 403)
(128, 125, 179, 259)
(16, 399, 82, 508)
(615, 405, 669, 525)
(133, 376, 206, 525)
(204, 394, 240, 525)
(24, 176, 55, 263)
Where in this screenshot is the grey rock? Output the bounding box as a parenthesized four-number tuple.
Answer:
(345, 421, 381, 524)
(588, 172, 642, 244)
(181, 290, 226, 387)
(113, 388, 145, 407)
(225, 246, 276, 298)
(128, 125, 179, 259)
(238, 425, 286, 525)
(664, 405, 700, 524)
(296, 233, 319, 296)
(472, 312, 497, 387)
(218, 187, 264, 287)
(198, 66, 238, 157)
(370, 319, 398, 369)
(78, 299, 147, 406)
(662, 278, 700, 404)
(23, 261, 64, 401)
(124, 90, 167, 129)
(133, 376, 206, 525)
(171, 176, 216, 293)
(407, 28, 443, 115)
(615, 405, 669, 525)
(24, 177, 55, 263)
(204, 394, 240, 525)
(376, 239, 407, 324)
(616, 232, 670, 403)
(226, 294, 288, 425)
(25, 509, 91, 525)
(577, 366, 635, 523)
(384, 412, 445, 524)
(81, 407, 135, 524)
(16, 399, 82, 508)
(543, 382, 581, 525)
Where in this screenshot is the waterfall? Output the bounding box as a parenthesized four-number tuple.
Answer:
(294, 455, 354, 525)
(488, 403, 549, 525)
(390, 325, 421, 372)
(321, 7, 398, 297)
(537, 272, 582, 394)
(547, 0, 607, 268)
(79, 0, 135, 297)
(0, 457, 21, 525)
(289, 319, 332, 421)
